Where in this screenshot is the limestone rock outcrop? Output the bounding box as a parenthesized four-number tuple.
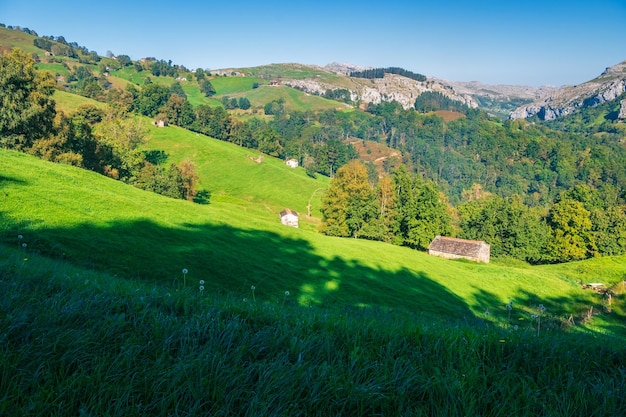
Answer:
(510, 61, 626, 120)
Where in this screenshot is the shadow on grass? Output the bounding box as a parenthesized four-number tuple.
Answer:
(468, 285, 626, 337)
(4, 215, 470, 319)
(3, 205, 625, 335)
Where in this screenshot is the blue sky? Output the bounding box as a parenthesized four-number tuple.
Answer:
(2, 0, 625, 86)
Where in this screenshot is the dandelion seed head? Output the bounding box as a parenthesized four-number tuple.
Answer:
(199, 280, 205, 285)
(199, 286, 204, 291)
(506, 303, 513, 311)
(18, 235, 23, 240)
(531, 314, 537, 319)
(182, 269, 188, 274)
(251, 285, 256, 291)
(243, 298, 248, 303)
(285, 291, 290, 296)
(21, 243, 27, 248)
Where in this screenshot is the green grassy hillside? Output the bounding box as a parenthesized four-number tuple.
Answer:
(0, 25, 40, 54)
(143, 121, 331, 227)
(2, 148, 624, 335)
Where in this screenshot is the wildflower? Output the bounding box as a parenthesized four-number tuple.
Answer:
(499, 339, 506, 343)
(181, 269, 188, 287)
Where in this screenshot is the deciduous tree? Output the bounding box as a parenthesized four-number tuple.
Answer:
(0, 48, 56, 150)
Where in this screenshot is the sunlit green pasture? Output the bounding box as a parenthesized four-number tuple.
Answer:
(246, 85, 346, 112)
(2, 148, 624, 334)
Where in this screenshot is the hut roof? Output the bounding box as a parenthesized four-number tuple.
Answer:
(428, 236, 487, 257)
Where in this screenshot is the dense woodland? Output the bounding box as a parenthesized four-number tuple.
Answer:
(2, 28, 626, 264)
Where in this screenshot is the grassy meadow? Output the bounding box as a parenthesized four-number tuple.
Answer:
(2, 130, 626, 416)
(2, 25, 626, 415)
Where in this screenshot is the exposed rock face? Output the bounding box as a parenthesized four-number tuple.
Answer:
(619, 99, 626, 120)
(509, 61, 626, 120)
(285, 73, 487, 110)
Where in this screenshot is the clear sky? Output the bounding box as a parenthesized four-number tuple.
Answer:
(2, 0, 625, 86)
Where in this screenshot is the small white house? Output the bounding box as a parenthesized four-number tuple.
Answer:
(280, 208, 299, 228)
(286, 158, 298, 168)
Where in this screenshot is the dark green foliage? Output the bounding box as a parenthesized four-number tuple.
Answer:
(321, 163, 451, 247)
(200, 79, 216, 97)
(264, 98, 285, 116)
(0, 49, 56, 150)
(324, 88, 352, 104)
(33, 37, 53, 51)
(136, 84, 171, 117)
(414, 91, 469, 113)
(459, 195, 550, 263)
(350, 66, 427, 82)
(150, 59, 178, 77)
(238, 97, 251, 110)
(169, 81, 187, 99)
(116, 54, 132, 66)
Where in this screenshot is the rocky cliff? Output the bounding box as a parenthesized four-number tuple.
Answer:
(509, 60, 626, 120)
(280, 63, 549, 115)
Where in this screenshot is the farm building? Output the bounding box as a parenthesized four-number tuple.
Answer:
(286, 158, 298, 168)
(280, 209, 299, 228)
(428, 236, 490, 263)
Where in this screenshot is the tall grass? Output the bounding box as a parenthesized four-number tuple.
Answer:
(1, 247, 625, 416)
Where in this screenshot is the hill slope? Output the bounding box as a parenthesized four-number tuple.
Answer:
(2, 149, 625, 331)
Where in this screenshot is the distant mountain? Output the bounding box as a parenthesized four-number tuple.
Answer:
(509, 60, 626, 120)
(258, 63, 550, 117)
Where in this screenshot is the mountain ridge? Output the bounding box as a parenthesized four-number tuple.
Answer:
(509, 60, 626, 120)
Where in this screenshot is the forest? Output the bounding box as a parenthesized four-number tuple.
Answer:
(2, 39, 626, 265)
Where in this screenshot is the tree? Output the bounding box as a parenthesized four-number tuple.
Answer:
(194, 68, 206, 82)
(459, 195, 549, 262)
(200, 80, 216, 97)
(0, 48, 56, 150)
(169, 81, 187, 99)
(136, 84, 171, 117)
(116, 54, 132, 67)
(238, 97, 251, 110)
(163, 94, 195, 127)
(320, 161, 377, 238)
(546, 198, 595, 262)
(394, 165, 452, 250)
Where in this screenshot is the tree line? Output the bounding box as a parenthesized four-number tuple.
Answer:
(350, 67, 427, 82)
(321, 160, 626, 264)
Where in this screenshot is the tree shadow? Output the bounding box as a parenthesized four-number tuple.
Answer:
(5, 216, 472, 319)
(467, 284, 626, 337)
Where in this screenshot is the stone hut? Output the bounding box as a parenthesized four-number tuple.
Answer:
(280, 208, 299, 228)
(428, 236, 490, 263)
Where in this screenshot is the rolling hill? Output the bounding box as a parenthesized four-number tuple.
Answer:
(2, 146, 624, 333)
(3, 22, 626, 416)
